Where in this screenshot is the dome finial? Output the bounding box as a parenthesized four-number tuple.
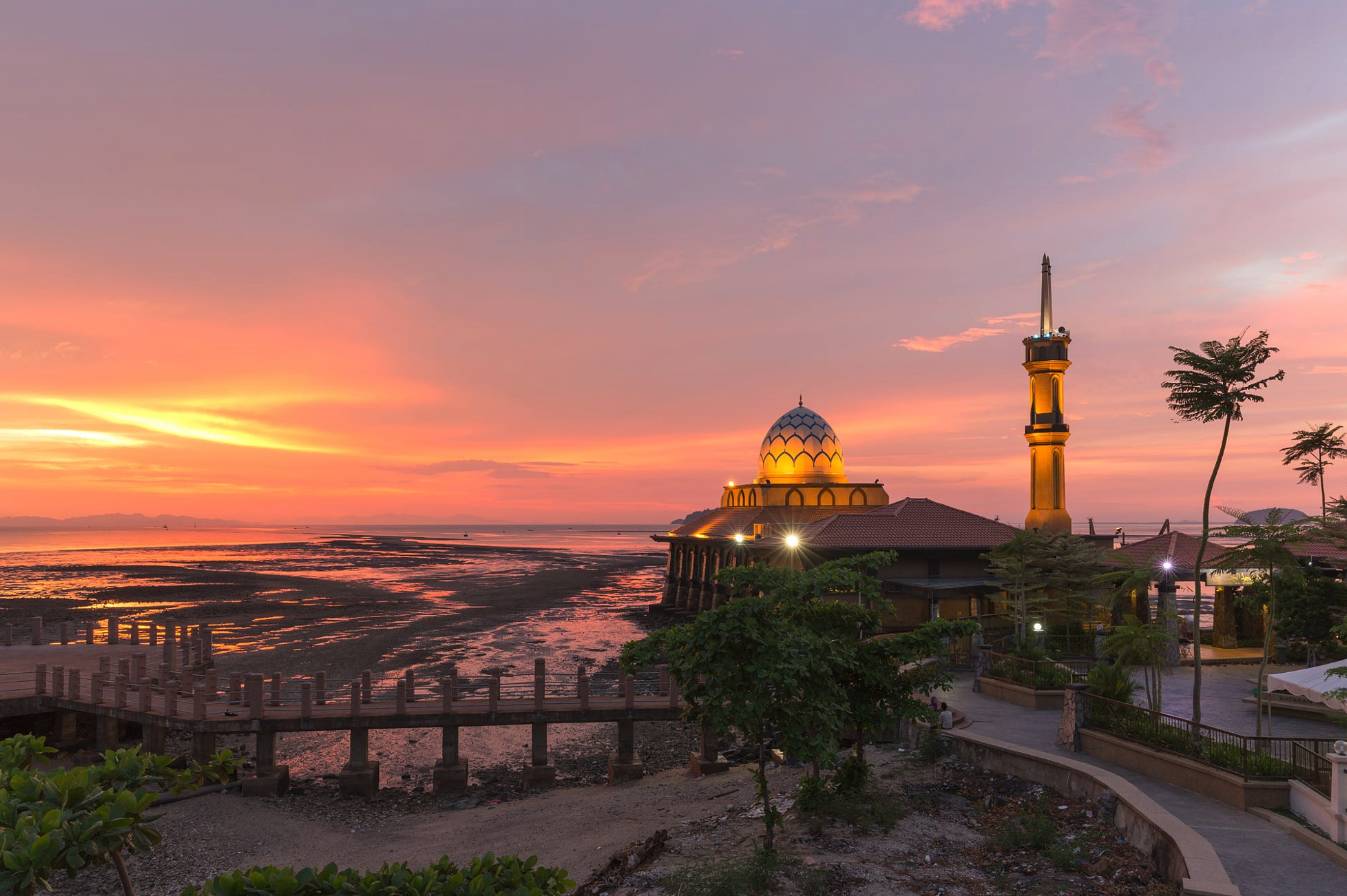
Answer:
(799, 394, 804, 407)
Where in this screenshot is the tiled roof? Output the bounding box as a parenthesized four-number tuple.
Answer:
(1110, 531, 1230, 574)
(662, 506, 845, 540)
(797, 498, 1020, 550)
(1289, 540, 1347, 565)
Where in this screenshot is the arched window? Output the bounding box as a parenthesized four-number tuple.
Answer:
(818, 488, 836, 506)
(848, 488, 867, 506)
(785, 488, 804, 506)
(749, 490, 758, 507)
(1052, 450, 1063, 509)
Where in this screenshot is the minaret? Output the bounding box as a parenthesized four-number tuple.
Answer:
(1023, 254, 1072, 534)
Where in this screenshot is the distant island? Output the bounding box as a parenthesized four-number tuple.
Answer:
(0, 513, 246, 529)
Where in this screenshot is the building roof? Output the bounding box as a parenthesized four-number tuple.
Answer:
(798, 497, 1020, 551)
(661, 506, 844, 541)
(1110, 531, 1231, 575)
(758, 403, 845, 484)
(1289, 540, 1347, 567)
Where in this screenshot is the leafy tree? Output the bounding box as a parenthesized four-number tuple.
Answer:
(1100, 615, 1171, 712)
(182, 854, 573, 895)
(0, 736, 240, 896)
(717, 550, 895, 607)
(1163, 330, 1284, 729)
(1095, 556, 1155, 626)
(1274, 571, 1347, 667)
(1281, 423, 1346, 519)
(622, 595, 843, 852)
(984, 530, 1110, 651)
(1216, 507, 1306, 735)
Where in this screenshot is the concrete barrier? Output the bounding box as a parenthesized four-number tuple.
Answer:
(977, 675, 1066, 710)
(947, 728, 1240, 896)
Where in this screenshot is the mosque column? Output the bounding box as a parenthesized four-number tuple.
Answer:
(694, 547, 709, 612)
(675, 545, 690, 610)
(661, 545, 678, 606)
(704, 551, 721, 612)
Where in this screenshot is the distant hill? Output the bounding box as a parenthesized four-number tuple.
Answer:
(0, 513, 246, 529)
(1232, 507, 1311, 525)
(670, 508, 717, 527)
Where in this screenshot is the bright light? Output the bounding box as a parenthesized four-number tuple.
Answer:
(784, 533, 801, 550)
(1161, 560, 1175, 573)
(727, 480, 735, 487)
(1032, 622, 1044, 633)
(733, 532, 745, 544)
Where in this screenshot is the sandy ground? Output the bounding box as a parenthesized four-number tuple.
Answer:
(56, 757, 790, 896)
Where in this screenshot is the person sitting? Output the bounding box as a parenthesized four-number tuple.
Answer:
(939, 701, 953, 730)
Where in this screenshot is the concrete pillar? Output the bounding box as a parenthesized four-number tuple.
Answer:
(300, 682, 312, 719)
(269, 673, 282, 707)
(162, 625, 176, 670)
(1327, 752, 1347, 844)
(440, 671, 455, 712)
(1212, 586, 1238, 649)
(138, 682, 152, 713)
(608, 719, 644, 783)
(113, 675, 127, 708)
(1057, 683, 1087, 751)
(149, 623, 158, 646)
(141, 722, 166, 754)
(228, 673, 243, 704)
(67, 668, 81, 701)
(52, 665, 65, 698)
(95, 714, 119, 750)
(395, 680, 407, 714)
(131, 654, 147, 683)
(191, 731, 216, 764)
(338, 727, 379, 797)
(193, 687, 207, 721)
(404, 668, 416, 702)
(1159, 580, 1180, 666)
(432, 725, 468, 795)
(129, 621, 140, 645)
(35, 663, 47, 695)
(349, 679, 361, 716)
(108, 616, 120, 644)
(59, 621, 71, 645)
(524, 722, 556, 787)
(85, 622, 95, 644)
(245, 674, 264, 719)
(55, 711, 78, 746)
(361, 670, 372, 704)
(622, 673, 635, 710)
(315, 672, 326, 705)
(91, 674, 104, 705)
(4, 622, 14, 646)
(689, 719, 730, 775)
(243, 730, 290, 797)
(30, 616, 43, 645)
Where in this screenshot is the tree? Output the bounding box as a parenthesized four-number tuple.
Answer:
(1100, 615, 1170, 712)
(1274, 571, 1347, 667)
(984, 530, 1110, 651)
(1216, 507, 1306, 735)
(1163, 330, 1284, 729)
(1281, 423, 1346, 519)
(622, 595, 843, 852)
(1096, 555, 1156, 626)
(0, 736, 240, 896)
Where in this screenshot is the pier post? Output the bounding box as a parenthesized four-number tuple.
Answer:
(52, 666, 65, 698)
(350, 679, 361, 716)
(129, 621, 140, 645)
(405, 668, 416, 702)
(95, 713, 119, 750)
(67, 668, 81, 701)
(193, 686, 207, 721)
(132, 653, 147, 683)
(138, 681, 152, 713)
(432, 724, 468, 795)
(162, 624, 176, 670)
(300, 682, 312, 719)
(689, 719, 730, 776)
(338, 727, 380, 797)
(439, 673, 454, 712)
(524, 722, 556, 787)
(113, 674, 127, 709)
(608, 719, 645, 783)
(315, 672, 326, 705)
(108, 616, 120, 644)
(35, 664, 47, 696)
(668, 675, 680, 709)
(30, 616, 43, 645)
(204, 669, 217, 698)
(228, 673, 242, 705)
(149, 623, 158, 646)
(59, 621, 71, 645)
(577, 667, 590, 711)
(245, 674, 264, 719)
(85, 622, 95, 644)
(141, 722, 166, 754)
(395, 681, 407, 715)
(269, 673, 282, 707)
(91, 673, 104, 705)
(622, 673, 635, 710)
(191, 731, 216, 764)
(243, 730, 290, 797)
(360, 670, 372, 704)
(534, 658, 546, 709)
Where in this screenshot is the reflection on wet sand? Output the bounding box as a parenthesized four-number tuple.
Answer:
(1, 530, 670, 780)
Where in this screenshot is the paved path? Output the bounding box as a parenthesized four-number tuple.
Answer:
(943, 674, 1347, 896)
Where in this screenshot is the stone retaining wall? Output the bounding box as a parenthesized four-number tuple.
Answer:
(976, 675, 1065, 710)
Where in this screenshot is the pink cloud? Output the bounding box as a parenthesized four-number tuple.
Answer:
(904, 0, 1019, 31)
(1096, 99, 1173, 171)
(897, 326, 1006, 352)
(1280, 251, 1319, 264)
(1145, 58, 1181, 88)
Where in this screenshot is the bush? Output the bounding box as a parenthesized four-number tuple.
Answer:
(181, 854, 574, 895)
(1085, 663, 1136, 704)
(917, 731, 950, 763)
(993, 812, 1057, 851)
(832, 755, 868, 794)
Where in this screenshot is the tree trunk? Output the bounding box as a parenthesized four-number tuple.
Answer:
(1192, 415, 1233, 731)
(112, 848, 137, 896)
(1256, 585, 1276, 738)
(854, 723, 865, 765)
(756, 740, 774, 852)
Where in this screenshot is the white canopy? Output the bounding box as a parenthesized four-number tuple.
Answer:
(1266, 660, 1347, 713)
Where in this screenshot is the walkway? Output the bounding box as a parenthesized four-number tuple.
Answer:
(943, 674, 1347, 896)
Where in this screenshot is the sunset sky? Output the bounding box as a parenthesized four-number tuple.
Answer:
(2, 2, 1346, 525)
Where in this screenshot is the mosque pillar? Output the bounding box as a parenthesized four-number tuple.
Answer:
(661, 545, 678, 607)
(694, 547, 709, 612)
(674, 545, 689, 610)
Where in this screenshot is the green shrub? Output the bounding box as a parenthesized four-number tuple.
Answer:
(181, 854, 574, 895)
(832, 755, 868, 794)
(795, 774, 827, 813)
(917, 731, 950, 763)
(1085, 663, 1136, 703)
(993, 812, 1057, 851)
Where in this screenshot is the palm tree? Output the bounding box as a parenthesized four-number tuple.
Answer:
(1101, 615, 1171, 712)
(1216, 507, 1306, 736)
(1281, 423, 1346, 519)
(1163, 330, 1284, 729)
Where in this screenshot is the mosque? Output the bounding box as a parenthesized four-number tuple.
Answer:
(655, 256, 1073, 628)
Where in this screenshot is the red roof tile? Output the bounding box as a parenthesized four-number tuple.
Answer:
(798, 497, 1019, 550)
(1110, 531, 1231, 574)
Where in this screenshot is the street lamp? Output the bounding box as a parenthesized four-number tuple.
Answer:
(1032, 622, 1044, 633)
(784, 532, 801, 550)
(733, 532, 745, 545)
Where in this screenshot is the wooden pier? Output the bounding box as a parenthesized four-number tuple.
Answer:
(2, 616, 700, 796)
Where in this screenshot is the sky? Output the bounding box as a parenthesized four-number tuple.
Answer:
(2, 1, 1346, 526)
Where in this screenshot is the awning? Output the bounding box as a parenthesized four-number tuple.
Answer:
(1266, 660, 1347, 713)
(885, 577, 1001, 591)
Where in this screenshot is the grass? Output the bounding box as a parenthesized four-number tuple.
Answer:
(798, 784, 906, 835)
(660, 850, 836, 896)
(992, 812, 1057, 851)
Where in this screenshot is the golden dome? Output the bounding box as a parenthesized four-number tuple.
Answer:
(758, 403, 846, 484)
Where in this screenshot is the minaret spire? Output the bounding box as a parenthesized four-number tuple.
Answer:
(1040, 253, 1053, 334)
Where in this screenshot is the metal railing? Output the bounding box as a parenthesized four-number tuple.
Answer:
(982, 650, 1088, 689)
(1292, 741, 1332, 796)
(1083, 694, 1339, 781)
